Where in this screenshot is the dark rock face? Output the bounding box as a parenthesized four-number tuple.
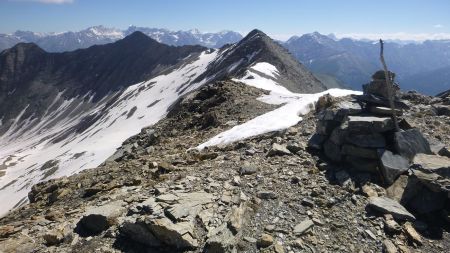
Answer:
(394, 129, 432, 160)
(0, 32, 206, 134)
(76, 214, 110, 236)
(348, 116, 395, 133)
(346, 133, 386, 148)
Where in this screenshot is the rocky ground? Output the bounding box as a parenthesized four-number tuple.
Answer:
(0, 80, 449, 253)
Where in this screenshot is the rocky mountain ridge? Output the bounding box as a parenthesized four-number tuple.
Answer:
(2, 27, 449, 95)
(0, 29, 326, 216)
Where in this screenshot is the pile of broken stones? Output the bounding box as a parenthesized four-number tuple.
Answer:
(309, 70, 450, 249)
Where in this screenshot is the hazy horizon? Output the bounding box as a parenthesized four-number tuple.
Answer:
(1, 0, 449, 42)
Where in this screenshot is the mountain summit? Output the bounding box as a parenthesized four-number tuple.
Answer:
(198, 29, 326, 93)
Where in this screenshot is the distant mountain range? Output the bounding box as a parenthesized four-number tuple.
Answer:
(283, 32, 450, 94)
(1, 26, 449, 94)
(0, 26, 243, 52)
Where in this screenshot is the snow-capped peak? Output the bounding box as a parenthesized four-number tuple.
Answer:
(85, 25, 123, 38)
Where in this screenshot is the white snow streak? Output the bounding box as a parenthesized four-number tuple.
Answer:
(0, 50, 218, 217)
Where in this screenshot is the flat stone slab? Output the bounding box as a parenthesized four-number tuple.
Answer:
(369, 106, 403, 116)
(412, 169, 450, 194)
(147, 217, 198, 249)
(293, 219, 314, 234)
(165, 192, 214, 222)
(84, 200, 126, 218)
(413, 154, 450, 177)
(368, 196, 415, 221)
(353, 94, 409, 110)
(348, 116, 394, 133)
(318, 100, 362, 122)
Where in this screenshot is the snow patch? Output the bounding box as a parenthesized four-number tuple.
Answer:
(197, 62, 361, 149)
(250, 62, 279, 78)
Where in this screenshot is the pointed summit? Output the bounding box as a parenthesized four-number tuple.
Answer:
(121, 31, 154, 43)
(196, 29, 325, 93)
(245, 29, 267, 37)
(238, 29, 272, 46)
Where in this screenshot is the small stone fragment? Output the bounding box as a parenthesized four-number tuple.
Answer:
(257, 191, 277, 200)
(383, 214, 402, 233)
(267, 143, 292, 157)
(0, 225, 16, 238)
(274, 242, 285, 253)
(293, 219, 314, 235)
(365, 229, 377, 240)
(43, 230, 64, 246)
(362, 184, 378, 197)
(239, 164, 258, 175)
(257, 233, 273, 248)
(383, 239, 398, 253)
(403, 222, 422, 245)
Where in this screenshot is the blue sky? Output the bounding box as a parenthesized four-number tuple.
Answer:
(1, 0, 449, 40)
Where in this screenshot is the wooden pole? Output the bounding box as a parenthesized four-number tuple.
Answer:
(379, 39, 400, 132)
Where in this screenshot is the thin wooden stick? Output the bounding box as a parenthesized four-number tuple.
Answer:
(379, 39, 400, 132)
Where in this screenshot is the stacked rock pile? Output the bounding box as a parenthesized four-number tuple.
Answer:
(309, 70, 428, 185)
(309, 70, 450, 221)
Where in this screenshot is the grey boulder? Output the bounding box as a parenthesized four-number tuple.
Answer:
(394, 129, 431, 160)
(379, 150, 410, 185)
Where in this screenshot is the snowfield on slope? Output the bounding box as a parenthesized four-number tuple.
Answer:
(0, 50, 218, 217)
(197, 62, 361, 149)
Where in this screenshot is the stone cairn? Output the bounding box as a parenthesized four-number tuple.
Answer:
(309, 70, 450, 220)
(309, 70, 424, 185)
